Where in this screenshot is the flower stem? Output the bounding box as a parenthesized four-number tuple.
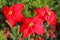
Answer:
(28, 35, 30, 40)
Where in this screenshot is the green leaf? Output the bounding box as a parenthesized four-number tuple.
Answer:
(0, 30, 7, 40)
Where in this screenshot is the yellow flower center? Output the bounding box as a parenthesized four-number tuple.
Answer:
(48, 12, 51, 16)
(9, 11, 12, 15)
(29, 22, 33, 27)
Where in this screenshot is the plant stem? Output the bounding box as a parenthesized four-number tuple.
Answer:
(28, 35, 30, 40)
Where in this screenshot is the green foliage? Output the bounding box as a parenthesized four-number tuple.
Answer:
(0, 0, 7, 9)
(0, 30, 7, 40)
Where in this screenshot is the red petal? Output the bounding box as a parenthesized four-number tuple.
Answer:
(20, 23, 28, 32)
(34, 8, 45, 16)
(33, 16, 44, 24)
(23, 28, 33, 38)
(10, 4, 24, 22)
(11, 4, 24, 12)
(33, 17, 45, 35)
(34, 8, 45, 20)
(2, 6, 9, 18)
(34, 23, 44, 35)
(7, 16, 16, 27)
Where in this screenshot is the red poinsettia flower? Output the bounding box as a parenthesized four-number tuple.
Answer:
(44, 6, 56, 27)
(2, 4, 24, 27)
(34, 6, 56, 27)
(19, 16, 45, 38)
